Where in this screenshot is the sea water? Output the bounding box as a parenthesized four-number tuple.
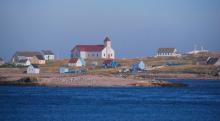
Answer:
(0, 80, 220, 121)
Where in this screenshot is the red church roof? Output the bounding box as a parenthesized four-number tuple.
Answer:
(69, 58, 79, 63)
(72, 45, 105, 52)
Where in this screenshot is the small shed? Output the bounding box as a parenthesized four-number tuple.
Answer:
(68, 58, 86, 67)
(103, 59, 119, 68)
(59, 67, 69, 74)
(27, 64, 40, 74)
(131, 61, 145, 71)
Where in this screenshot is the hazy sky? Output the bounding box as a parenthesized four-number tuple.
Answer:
(0, 0, 220, 60)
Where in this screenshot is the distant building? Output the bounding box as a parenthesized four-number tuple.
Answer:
(31, 55, 46, 65)
(27, 64, 40, 74)
(0, 57, 4, 65)
(42, 50, 55, 61)
(91, 61, 98, 67)
(207, 57, 220, 66)
(189, 46, 208, 54)
(15, 59, 31, 66)
(59, 67, 69, 74)
(68, 58, 86, 67)
(71, 36, 115, 59)
(156, 48, 180, 57)
(12, 51, 45, 65)
(103, 59, 119, 68)
(131, 61, 145, 71)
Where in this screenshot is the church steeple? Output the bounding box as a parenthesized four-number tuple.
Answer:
(104, 36, 111, 47)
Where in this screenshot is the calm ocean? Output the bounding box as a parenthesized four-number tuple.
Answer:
(0, 80, 220, 121)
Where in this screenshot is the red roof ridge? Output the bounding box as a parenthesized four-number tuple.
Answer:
(72, 44, 105, 52)
(69, 58, 79, 63)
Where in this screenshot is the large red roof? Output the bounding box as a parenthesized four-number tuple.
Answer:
(72, 45, 105, 52)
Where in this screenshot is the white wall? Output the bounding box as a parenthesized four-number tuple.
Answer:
(44, 55, 55, 60)
(27, 66, 40, 74)
(79, 51, 102, 59)
(68, 59, 83, 67)
(102, 47, 115, 59)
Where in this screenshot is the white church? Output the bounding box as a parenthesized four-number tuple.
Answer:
(71, 37, 115, 59)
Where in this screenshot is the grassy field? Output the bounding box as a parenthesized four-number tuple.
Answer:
(35, 52, 220, 76)
(1, 52, 219, 77)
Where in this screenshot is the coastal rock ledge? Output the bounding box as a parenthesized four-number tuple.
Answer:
(0, 75, 187, 87)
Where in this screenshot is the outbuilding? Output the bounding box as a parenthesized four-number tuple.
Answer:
(103, 59, 119, 68)
(68, 58, 86, 67)
(131, 61, 145, 71)
(59, 67, 69, 74)
(27, 64, 40, 74)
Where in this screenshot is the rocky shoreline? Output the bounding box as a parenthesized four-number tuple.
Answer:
(0, 74, 187, 87)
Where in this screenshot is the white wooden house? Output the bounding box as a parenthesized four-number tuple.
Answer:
(27, 64, 40, 74)
(71, 36, 115, 59)
(34, 55, 46, 64)
(68, 58, 86, 67)
(42, 50, 55, 61)
(131, 61, 145, 71)
(16, 59, 31, 66)
(12, 51, 46, 65)
(156, 48, 180, 57)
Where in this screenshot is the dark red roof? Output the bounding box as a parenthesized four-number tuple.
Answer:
(103, 59, 113, 64)
(72, 45, 105, 52)
(158, 48, 176, 53)
(69, 58, 79, 63)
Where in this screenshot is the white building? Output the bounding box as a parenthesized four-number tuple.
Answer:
(12, 51, 46, 65)
(42, 50, 55, 61)
(34, 55, 46, 65)
(68, 58, 85, 67)
(188, 46, 208, 54)
(27, 64, 40, 74)
(71, 37, 115, 59)
(156, 48, 180, 57)
(16, 59, 31, 66)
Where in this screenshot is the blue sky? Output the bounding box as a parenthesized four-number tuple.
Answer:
(0, 0, 220, 60)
